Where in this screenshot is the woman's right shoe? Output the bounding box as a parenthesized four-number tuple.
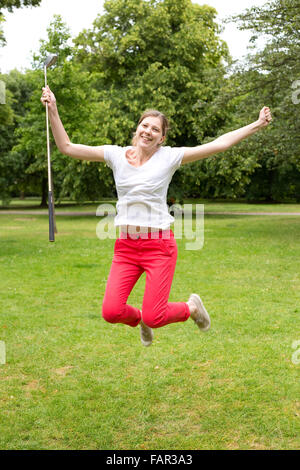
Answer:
(188, 294, 211, 332)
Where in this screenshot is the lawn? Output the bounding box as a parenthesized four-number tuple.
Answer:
(0, 209, 299, 450)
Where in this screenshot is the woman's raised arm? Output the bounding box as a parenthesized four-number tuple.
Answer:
(181, 106, 272, 165)
(41, 86, 105, 162)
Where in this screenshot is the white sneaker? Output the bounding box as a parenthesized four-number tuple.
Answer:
(140, 321, 154, 347)
(188, 294, 211, 332)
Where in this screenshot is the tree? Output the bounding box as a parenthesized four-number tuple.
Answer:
(0, 0, 41, 10)
(11, 15, 114, 205)
(73, 0, 233, 200)
(0, 15, 5, 47)
(74, 0, 229, 145)
(6, 1, 270, 204)
(0, 78, 16, 204)
(225, 0, 300, 201)
(0, 67, 46, 204)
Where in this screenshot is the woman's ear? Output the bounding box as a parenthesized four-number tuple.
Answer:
(159, 135, 166, 146)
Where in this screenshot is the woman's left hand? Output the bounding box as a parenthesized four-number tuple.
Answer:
(258, 106, 272, 128)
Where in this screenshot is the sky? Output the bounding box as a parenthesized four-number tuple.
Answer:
(0, 0, 268, 74)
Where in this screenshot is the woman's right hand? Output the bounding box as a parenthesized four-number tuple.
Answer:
(41, 85, 57, 111)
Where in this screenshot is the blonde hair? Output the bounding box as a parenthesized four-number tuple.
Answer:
(132, 109, 170, 146)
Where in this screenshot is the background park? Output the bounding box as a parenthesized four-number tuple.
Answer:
(0, 0, 299, 450)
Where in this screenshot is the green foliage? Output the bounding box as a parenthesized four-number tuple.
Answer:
(32, 15, 74, 68)
(0, 15, 6, 47)
(74, 0, 229, 147)
(0, 68, 35, 204)
(0, 79, 16, 204)
(4, 1, 232, 203)
(6, 16, 114, 204)
(0, 0, 42, 11)
(3, 0, 299, 203)
(72, 0, 233, 200)
(224, 0, 300, 201)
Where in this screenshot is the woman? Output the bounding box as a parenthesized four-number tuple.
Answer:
(41, 86, 272, 346)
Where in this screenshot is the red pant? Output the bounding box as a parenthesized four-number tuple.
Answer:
(102, 230, 190, 328)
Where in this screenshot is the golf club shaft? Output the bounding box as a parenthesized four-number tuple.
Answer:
(48, 190, 55, 242)
(44, 65, 55, 242)
(44, 66, 52, 192)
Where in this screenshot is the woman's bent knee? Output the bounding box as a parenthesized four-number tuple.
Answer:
(142, 309, 165, 329)
(102, 303, 122, 324)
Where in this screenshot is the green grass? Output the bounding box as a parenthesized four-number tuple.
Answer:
(0, 211, 299, 450)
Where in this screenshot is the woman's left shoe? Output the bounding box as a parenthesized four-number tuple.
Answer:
(140, 321, 154, 347)
(187, 294, 211, 332)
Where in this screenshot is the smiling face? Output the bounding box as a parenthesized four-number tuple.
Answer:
(135, 116, 165, 150)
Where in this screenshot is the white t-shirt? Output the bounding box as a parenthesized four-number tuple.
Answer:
(104, 145, 184, 229)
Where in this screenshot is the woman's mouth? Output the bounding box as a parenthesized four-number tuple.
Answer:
(141, 135, 152, 142)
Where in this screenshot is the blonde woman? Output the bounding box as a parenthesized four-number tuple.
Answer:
(41, 86, 272, 346)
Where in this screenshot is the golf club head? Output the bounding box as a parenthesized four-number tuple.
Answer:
(44, 54, 58, 68)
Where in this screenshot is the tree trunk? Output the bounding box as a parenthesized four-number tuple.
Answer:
(40, 177, 47, 207)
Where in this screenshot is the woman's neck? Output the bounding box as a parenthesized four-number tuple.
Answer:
(134, 144, 159, 163)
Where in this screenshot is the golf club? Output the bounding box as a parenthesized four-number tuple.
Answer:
(44, 54, 57, 242)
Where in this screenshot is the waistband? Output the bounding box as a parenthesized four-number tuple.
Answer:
(120, 229, 173, 240)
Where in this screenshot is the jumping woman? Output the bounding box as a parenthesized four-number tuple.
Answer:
(41, 86, 272, 346)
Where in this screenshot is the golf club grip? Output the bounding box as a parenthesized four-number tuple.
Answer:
(48, 191, 55, 242)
